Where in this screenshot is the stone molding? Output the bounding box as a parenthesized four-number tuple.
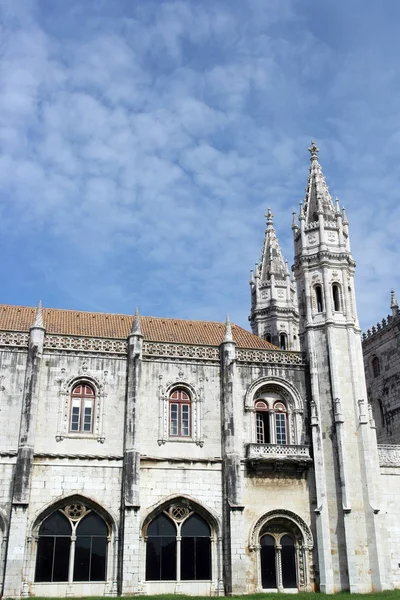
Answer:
(246, 443, 311, 461)
(33, 453, 123, 461)
(237, 349, 305, 365)
(249, 508, 314, 550)
(0, 332, 29, 348)
(378, 444, 400, 467)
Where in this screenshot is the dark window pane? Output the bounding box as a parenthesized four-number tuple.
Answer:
(146, 538, 161, 580)
(195, 537, 211, 580)
(161, 538, 176, 580)
(181, 537, 195, 580)
(146, 537, 176, 581)
(181, 514, 210, 537)
(147, 513, 175, 537)
(261, 544, 276, 588)
(90, 537, 107, 581)
(53, 537, 70, 582)
(77, 512, 108, 536)
(35, 537, 55, 582)
(260, 534, 275, 546)
(281, 536, 297, 588)
(181, 537, 211, 580)
(39, 511, 71, 535)
(74, 537, 90, 581)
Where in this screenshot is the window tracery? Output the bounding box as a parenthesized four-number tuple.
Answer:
(157, 379, 203, 446)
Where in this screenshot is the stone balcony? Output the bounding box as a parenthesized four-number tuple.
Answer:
(246, 443, 312, 471)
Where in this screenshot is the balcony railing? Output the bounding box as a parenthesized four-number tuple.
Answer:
(246, 443, 312, 470)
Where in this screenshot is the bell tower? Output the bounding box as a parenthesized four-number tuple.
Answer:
(249, 208, 299, 349)
(292, 142, 389, 592)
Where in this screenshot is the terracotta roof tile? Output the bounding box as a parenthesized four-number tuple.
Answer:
(0, 305, 277, 350)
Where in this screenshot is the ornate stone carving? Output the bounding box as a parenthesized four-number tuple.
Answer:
(378, 444, 400, 467)
(44, 335, 127, 354)
(0, 332, 29, 348)
(143, 342, 219, 361)
(157, 379, 204, 446)
(249, 509, 314, 550)
(246, 443, 311, 461)
(236, 349, 305, 365)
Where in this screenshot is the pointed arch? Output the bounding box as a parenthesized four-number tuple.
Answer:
(142, 494, 220, 536)
(31, 493, 117, 536)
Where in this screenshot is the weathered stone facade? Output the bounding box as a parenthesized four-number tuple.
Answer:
(0, 143, 398, 596)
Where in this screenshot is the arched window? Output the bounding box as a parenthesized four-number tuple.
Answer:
(279, 333, 287, 350)
(265, 333, 272, 343)
(169, 389, 191, 437)
(281, 535, 297, 588)
(274, 401, 287, 445)
(35, 503, 108, 583)
(315, 285, 323, 312)
(332, 283, 341, 311)
(146, 504, 211, 582)
(372, 356, 380, 378)
(70, 383, 95, 433)
(260, 535, 276, 589)
(255, 401, 269, 444)
(254, 393, 289, 445)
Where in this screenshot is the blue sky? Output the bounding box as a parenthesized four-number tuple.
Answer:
(1, 0, 400, 331)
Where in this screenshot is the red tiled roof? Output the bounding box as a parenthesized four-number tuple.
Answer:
(0, 305, 277, 350)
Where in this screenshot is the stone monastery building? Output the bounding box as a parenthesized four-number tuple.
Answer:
(0, 142, 400, 597)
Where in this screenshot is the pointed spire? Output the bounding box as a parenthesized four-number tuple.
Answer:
(303, 141, 335, 224)
(259, 207, 287, 282)
(131, 307, 142, 336)
(32, 300, 44, 329)
(391, 289, 399, 317)
(223, 315, 235, 343)
(292, 211, 299, 231)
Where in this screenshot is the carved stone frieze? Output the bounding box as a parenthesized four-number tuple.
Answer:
(378, 444, 400, 467)
(143, 342, 219, 361)
(44, 335, 127, 354)
(236, 349, 305, 365)
(0, 332, 29, 348)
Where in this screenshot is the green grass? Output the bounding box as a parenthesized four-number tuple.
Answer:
(23, 592, 400, 600)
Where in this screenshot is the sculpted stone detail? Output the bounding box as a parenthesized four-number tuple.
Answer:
(250, 509, 314, 550)
(143, 342, 219, 361)
(55, 368, 108, 443)
(44, 335, 127, 354)
(0, 332, 29, 348)
(236, 349, 304, 365)
(378, 444, 400, 467)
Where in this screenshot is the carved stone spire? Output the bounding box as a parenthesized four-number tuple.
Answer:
(222, 314, 235, 344)
(131, 307, 142, 336)
(391, 289, 399, 317)
(259, 208, 287, 283)
(31, 300, 44, 329)
(303, 141, 335, 224)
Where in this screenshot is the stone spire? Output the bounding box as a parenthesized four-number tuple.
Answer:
(303, 141, 335, 224)
(131, 307, 142, 336)
(391, 289, 399, 317)
(249, 208, 299, 350)
(259, 208, 287, 283)
(222, 314, 235, 344)
(31, 300, 44, 329)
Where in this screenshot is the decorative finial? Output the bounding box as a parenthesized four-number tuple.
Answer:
(391, 289, 398, 316)
(265, 207, 274, 227)
(308, 140, 319, 160)
(299, 201, 305, 220)
(131, 307, 142, 335)
(335, 197, 341, 215)
(32, 300, 44, 329)
(223, 314, 234, 343)
(292, 211, 298, 230)
(249, 269, 254, 285)
(254, 262, 259, 278)
(342, 206, 348, 225)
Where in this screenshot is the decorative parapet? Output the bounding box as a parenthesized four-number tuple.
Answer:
(143, 342, 219, 361)
(246, 443, 312, 468)
(0, 332, 29, 348)
(237, 349, 305, 365)
(362, 314, 398, 344)
(378, 444, 400, 467)
(44, 335, 127, 354)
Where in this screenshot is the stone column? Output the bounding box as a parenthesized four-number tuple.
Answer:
(120, 310, 143, 594)
(3, 303, 45, 597)
(219, 317, 244, 594)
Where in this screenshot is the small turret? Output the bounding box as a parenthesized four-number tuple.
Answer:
(249, 208, 299, 349)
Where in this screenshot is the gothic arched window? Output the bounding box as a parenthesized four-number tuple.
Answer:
(372, 356, 380, 378)
(145, 506, 211, 582)
(169, 389, 191, 437)
(315, 285, 324, 313)
(332, 283, 341, 312)
(279, 333, 287, 350)
(35, 504, 108, 583)
(70, 383, 95, 433)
